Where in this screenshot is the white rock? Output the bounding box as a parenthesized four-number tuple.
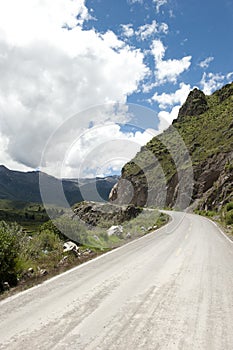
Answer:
(126, 232, 131, 239)
(58, 256, 68, 265)
(3, 282, 10, 291)
(63, 241, 79, 254)
(39, 269, 48, 276)
(107, 225, 123, 237)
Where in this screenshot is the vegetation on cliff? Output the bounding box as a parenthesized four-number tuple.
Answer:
(113, 83, 233, 230)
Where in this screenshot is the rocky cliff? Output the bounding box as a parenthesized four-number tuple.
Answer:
(110, 83, 233, 212)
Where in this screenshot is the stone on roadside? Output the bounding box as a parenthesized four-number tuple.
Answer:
(63, 241, 80, 255)
(58, 256, 68, 266)
(126, 232, 131, 239)
(107, 225, 123, 237)
(39, 269, 48, 276)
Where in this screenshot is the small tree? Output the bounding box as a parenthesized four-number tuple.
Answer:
(0, 221, 23, 290)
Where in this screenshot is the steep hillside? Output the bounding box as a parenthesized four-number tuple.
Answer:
(110, 83, 233, 214)
(0, 166, 118, 206)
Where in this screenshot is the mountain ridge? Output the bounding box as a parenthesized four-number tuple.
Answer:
(0, 165, 118, 206)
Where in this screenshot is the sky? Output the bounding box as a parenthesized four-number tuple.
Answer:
(0, 0, 232, 178)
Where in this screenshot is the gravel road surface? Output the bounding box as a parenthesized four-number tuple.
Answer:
(1, 211, 233, 349)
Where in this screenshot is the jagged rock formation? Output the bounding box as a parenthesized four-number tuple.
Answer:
(73, 201, 142, 226)
(176, 88, 208, 121)
(110, 82, 233, 212)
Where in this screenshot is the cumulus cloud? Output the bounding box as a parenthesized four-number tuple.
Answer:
(0, 133, 32, 172)
(0, 0, 149, 174)
(46, 123, 157, 178)
(121, 24, 134, 38)
(0, 0, 90, 46)
(151, 83, 191, 129)
(200, 72, 233, 94)
(151, 39, 166, 62)
(199, 56, 214, 69)
(136, 20, 168, 40)
(151, 83, 191, 108)
(150, 40, 192, 85)
(156, 57, 191, 84)
(158, 105, 181, 126)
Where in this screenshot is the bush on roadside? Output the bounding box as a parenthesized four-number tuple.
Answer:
(225, 209, 233, 225)
(0, 219, 66, 293)
(53, 216, 88, 245)
(225, 202, 233, 212)
(0, 221, 24, 290)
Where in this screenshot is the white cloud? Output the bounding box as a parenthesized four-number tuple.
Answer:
(199, 56, 214, 69)
(151, 39, 166, 62)
(59, 124, 157, 178)
(0, 0, 90, 46)
(151, 83, 191, 129)
(153, 0, 167, 13)
(136, 20, 168, 41)
(152, 83, 191, 108)
(159, 23, 169, 34)
(158, 105, 181, 126)
(121, 24, 134, 38)
(0, 134, 32, 172)
(156, 57, 192, 84)
(200, 72, 231, 94)
(101, 31, 125, 49)
(150, 40, 192, 85)
(0, 0, 149, 173)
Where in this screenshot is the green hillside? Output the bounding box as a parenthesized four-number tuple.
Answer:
(111, 83, 233, 227)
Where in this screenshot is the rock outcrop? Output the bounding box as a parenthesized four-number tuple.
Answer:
(110, 83, 233, 212)
(73, 201, 142, 226)
(176, 88, 208, 121)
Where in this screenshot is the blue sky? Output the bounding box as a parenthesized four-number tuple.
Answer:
(0, 0, 232, 177)
(85, 0, 233, 107)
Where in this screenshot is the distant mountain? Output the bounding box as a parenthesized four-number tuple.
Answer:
(110, 82, 233, 213)
(0, 165, 118, 206)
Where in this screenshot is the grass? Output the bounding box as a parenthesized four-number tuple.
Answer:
(0, 199, 66, 233)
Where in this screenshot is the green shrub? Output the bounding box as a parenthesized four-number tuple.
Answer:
(226, 210, 233, 225)
(0, 221, 23, 290)
(53, 216, 88, 244)
(225, 202, 233, 212)
(33, 229, 62, 252)
(39, 220, 65, 239)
